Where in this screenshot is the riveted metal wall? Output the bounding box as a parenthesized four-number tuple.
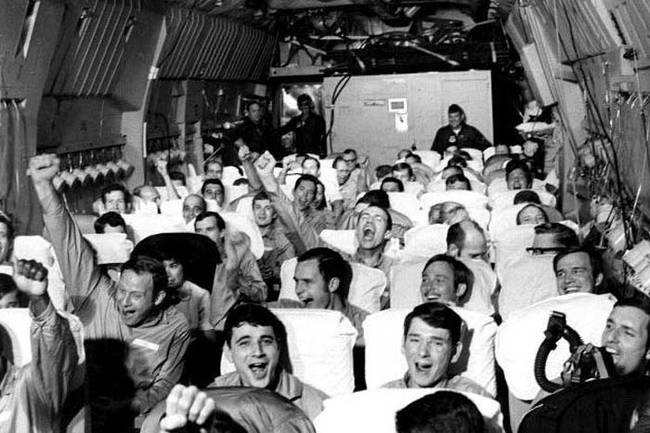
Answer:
(158, 7, 277, 81)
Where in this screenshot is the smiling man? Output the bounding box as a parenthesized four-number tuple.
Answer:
(420, 254, 473, 307)
(211, 303, 327, 420)
(553, 247, 604, 296)
(382, 302, 489, 396)
(271, 247, 368, 343)
(29, 154, 191, 433)
(601, 296, 650, 377)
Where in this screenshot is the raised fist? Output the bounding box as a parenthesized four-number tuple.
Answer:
(238, 144, 252, 162)
(14, 259, 48, 297)
(156, 158, 169, 177)
(28, 154, 60, 184)
(160, 385, 215, 433)
(254, 151, 276, 177)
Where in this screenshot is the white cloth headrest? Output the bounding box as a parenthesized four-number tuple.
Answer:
(401, 225, 448, 261)
(320, 230, 357, 256)
(496, 293, 616, 400)
(280, 258, 386, 314)
(122, 214, 189, 244)
(221, 308, 357, 396)
(490, 188, 556, 210)
(421, 191, 489, 211)
(314, 389, 503, 433)
(12, 236, 54, 266)
(412, 150, 442, 171)
(220, 212, 264, 260)
(83, 233, 134, 265)
(363, 307, 497, 396)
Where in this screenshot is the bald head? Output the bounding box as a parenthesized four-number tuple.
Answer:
(136, 185, 160, 204)
(446, 220, 488, 261)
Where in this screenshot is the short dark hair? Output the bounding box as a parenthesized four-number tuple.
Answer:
(121, 255, 168, 296)
(0, 274, 27, 307)
(513, 190, 541, 205)
(448, 104, 464, 115)
(332, 156, 346, 169)
(395, 391, 485, 433)
(375, 165, 393, 180)
(195, 211, 226, 232)
(297, 94, 313, 107)
(447, 220, 483, 251)
(381, 177, 405, 192)
(252, 191, 270, 206)
(233, 178, 249, 187)
(343, 148, 357, 157)
(423, 254, 474, 305)
(357, 190, 391, 209)
(442, 166, 464, 177)
(246, 100, 261, 111)
(294, 174, 318, 192)
(403, 302, 463, 345)
(297, 247, 352, 300)
(225, 303, 287, 349)
(101, 184, 130, 205)
(169, 171, 186, 186)
(553, 247, 603, 281)
(534, 223, 579, 249)
(201, 178, 225, 195)
(505, 160, 532, 186)
(94, 211, 127, 234)
(445, 174, 471, 190)
(447, 156, 468, 168)
(613, 294, 650, 349)
(392, 162, 414, 179)
(406, 153, 422, 164)
(516, 204, 548, 225)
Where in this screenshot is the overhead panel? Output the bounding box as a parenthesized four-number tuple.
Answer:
(158, 7, 277, 81)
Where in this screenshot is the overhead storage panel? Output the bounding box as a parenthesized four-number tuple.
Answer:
(158, 7, 277, 81)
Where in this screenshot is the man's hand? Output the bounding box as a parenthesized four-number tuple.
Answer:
(156, 159, 170, 178)
(254, 151, 277, 177)
(14, 259, 48, 297)
(358, 155, 369, 170)
(160, 385, 215, 433)
(28, 154, 60, 185)
(224, 230, 251, 272)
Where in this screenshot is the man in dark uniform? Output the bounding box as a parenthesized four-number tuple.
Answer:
(234, 101, 274, 156)
(431, 104, 491, 155)
(275, 94, 327, 158)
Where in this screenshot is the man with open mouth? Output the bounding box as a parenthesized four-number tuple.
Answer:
(382, 302, 489, 397)
(212, 303, 328, 420)
(419, 254, 472, 307)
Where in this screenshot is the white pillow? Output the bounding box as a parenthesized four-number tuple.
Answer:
(402, 225, 448, 260)
(221, 308, 357, 396)
(462, 258, 497, 317)
(280, 258, 386, 314)
(420, 191, 489, 211)
(122, 214, 188, 244)
(314, 388, 502, 433)
(363, 307, 497, 396)
(497, 254, 557, 321)
(388, 193, 422, 219)
(389, 261, 426, 310)
(496, 293, 617, 400)
(159, 199, 184, 220)
(222, 166, 245, 186)
(83, 233, 133, 265)
(13, 235, 54, 267)
(220, 212, 264, 260)
(413, 150, 442, 171)
(319, 230, 357, 256)
(233, 196, 255, 222)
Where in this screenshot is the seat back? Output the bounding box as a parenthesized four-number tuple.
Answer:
(221, 308, 357, 396)
(314, 388, 502, 433)
(280, 258, 386, 314)
(496, 293, 617, 401)
(402, 225, 448, 261)
(363, 307, 498, 395)
(421, 191, 489, 211)
(319, 229, 357, 256)
(122, 213, 188, 243)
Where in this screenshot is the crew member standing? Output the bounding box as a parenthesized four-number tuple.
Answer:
(275, 94, 327, 157)
(431, 104, 491, 155)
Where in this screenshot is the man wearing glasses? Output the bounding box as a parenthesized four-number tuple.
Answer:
(275, 94, 327, 157)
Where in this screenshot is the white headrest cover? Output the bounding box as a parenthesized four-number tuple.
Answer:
(496, 293, 617, 400)
(363, 307, 497, 396)
(221, 308, 357, 396)
(220, 212, 264, 260)
(83, 233, 134, 265)
(420, 191, 489, 211)
(319, 230, 357, 256)
(314, 388, 502, 433)
(402, 225, 448, 260)
(122, 214, 189, 244)
(280, 258, 386, 314)
(13, 236, 54, 266)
